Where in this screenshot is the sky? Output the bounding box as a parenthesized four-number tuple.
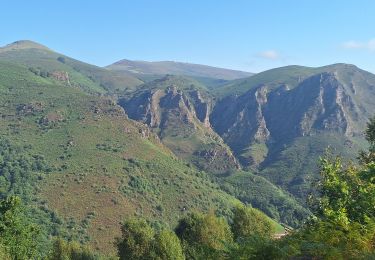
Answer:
(1, 0, 375, 73)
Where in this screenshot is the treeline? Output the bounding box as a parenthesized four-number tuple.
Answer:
(0, 197, 277, 259)
(116, 205, 276, 260)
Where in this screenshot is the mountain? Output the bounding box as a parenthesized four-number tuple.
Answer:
(0, 40, 311, 256)
(107, 59, 253, 80)
(210, 63, 375, 201)
(118, 74, 310, 226)
(0, 40, 144, 94)
(0, 42, 248, 254)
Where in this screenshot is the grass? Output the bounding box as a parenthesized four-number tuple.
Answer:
(260, 134, 364, 204)
(0, 46, 143, 94)
(218, 171, 310, 227)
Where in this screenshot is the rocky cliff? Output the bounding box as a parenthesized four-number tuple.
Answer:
(119, 75, 240, 174)
(210, 64, 375, 201)
(211, 67, 375, 168)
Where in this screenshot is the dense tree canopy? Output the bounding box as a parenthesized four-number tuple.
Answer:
(359, 116, 375, 164)
(0, 196, 40, 259)
(49, 238, 99, 260)
(116, 218, 184, 260)
(153, 230, 184, 260)
(231, 205, 275, 240)
(290, 116, 375, 259)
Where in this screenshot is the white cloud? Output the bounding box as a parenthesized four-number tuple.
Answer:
(257, 50, 280, 60)
(342, 38, 375, 51)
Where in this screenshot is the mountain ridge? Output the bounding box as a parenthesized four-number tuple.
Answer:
(107, 59, 253, 80)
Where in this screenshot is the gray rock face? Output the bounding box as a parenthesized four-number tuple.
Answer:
(211, 86, 270, 155)
(119, 76, 240, 174)
(211, 70, 374, 167)
(121, 86, 210, 132)
(264, 72, 363, 141)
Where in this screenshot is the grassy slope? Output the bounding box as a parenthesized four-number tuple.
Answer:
(0, 61, 245, 254)
(218, 170, 310, 227)
(260, 134, 365, 203)
(214, 65, 317, 97)
(213, 63, 375, 98)
(0, 42, 143, 94)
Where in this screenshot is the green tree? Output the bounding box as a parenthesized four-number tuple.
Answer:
(292, 117, 375, 258)
(310, 155, 375, 227)
(227, 235, 290, 260)
(153, 230, 184, 260)
(0, 244, 10, 260)
(175, 212, 233, 259)
(359, 116, 375, 164)
(116, 218, 155, 260)
(49, 238, 99, 260)
(231, 205, 275, 240)
(0, 196, 41, 259)
(117, 218, 185, 260)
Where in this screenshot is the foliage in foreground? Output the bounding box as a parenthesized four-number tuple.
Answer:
(116, 206, 276, 260)
(49, 238, 103, 260)
(0, 196, 40, 259)
(284, 117, 375, 259)
(116, 218, 184, 260)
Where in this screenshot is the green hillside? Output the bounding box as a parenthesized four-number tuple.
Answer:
(0, 60, 244, 255)
(0, 40, 143, 94)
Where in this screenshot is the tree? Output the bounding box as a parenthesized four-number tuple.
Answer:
(175, 212, 233, 259)
(0, 196, 41, 259)
(57, 56, 66, 64)
(117, 218, 185, 260)
(49, 238, 99, 260)
(153, 230, 184, 260)
(231, 205, 275, 240)
(311, 154, 375, 227)
(116, 218, 154, 260)
(359, 116, 375, 164)
(294, 117, 375, 258)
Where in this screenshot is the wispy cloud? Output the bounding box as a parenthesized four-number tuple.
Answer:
(257, 50, 280, 60)
(342, 39, 375, 51)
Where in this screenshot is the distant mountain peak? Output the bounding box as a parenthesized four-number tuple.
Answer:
(0, 40, 51, 52)
(107, 59, 253, 80)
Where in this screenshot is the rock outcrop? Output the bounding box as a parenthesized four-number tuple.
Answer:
(119, 75, 240, 174)
(211, 70, 373, 168)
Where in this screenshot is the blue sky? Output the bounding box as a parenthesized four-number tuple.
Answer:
(1, 0, 375, 72)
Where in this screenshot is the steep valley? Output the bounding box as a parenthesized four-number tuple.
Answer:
(1, 40, 375, 256)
